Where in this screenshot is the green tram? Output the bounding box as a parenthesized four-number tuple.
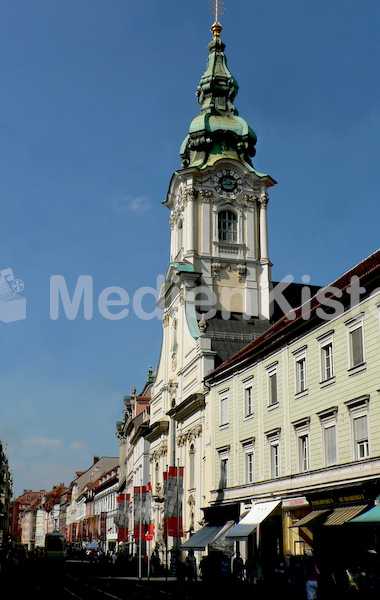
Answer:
(44, 532, 67, 560)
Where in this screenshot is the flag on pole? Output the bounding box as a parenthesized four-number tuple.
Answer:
(145, 482, 155, 541)
(116, 493, 130, 542)
(164, 466, 184, 538)
(133, 486, 147, 540)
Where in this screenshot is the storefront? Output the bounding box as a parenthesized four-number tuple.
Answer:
(291, 482, 380, 566)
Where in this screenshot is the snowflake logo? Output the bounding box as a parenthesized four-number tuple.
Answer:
(11, 279, 24, 293)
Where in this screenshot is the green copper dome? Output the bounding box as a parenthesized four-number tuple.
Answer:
(180, 33, 257, 170)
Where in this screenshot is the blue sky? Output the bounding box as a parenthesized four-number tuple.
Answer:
(1, 0, 379, 499)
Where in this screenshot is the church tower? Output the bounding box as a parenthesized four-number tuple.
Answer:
(163, 18, 275, 323)
(148, 14, 276, 551)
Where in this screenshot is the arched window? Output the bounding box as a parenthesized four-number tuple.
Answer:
(218, 210, 237, 242)
(177, 220, 183, 253)
(189, 444, 195, 490)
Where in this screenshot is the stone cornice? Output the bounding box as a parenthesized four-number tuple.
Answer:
(144, 419, 169, 443)
(167, 393, 205, 422)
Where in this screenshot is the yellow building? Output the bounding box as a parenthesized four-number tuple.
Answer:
(204, 249, 380, 572)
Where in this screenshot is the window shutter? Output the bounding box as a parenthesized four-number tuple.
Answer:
(270, 373, 277, 404)
(354, 415, 367, 442)
(351, 328, 364, 367)
(325, 425, 336, 466)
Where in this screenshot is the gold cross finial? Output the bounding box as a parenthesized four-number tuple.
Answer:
(209, 0, 225, 39)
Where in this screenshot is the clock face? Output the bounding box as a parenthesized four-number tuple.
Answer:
(213, 169, 243, 198)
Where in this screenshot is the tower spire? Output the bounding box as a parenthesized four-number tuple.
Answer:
(209, 0, 225, 40)
(179, 2, 257, 170)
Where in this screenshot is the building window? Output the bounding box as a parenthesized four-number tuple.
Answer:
(218, 210, 237, 243)
(244, 384, 253, 418)
(220, 391, 229, 427)
(346, 396, 370, 461)
(296, 357, 307, 394)
(318, 409, 338, 467)
(177, 220, 183, 253)
(293, 418, 310, 473)
(349, 326, 364, 368)
(267, 365, 278, 407)
(345, 315, 365, 371)
(321, 342, 334, 381)
(189, 444, 195, 490)
(242, 439, 255, 485)
(266, 429, 281, 479)
(353, 414, 369, 459)
(293, 346, 307, 395)
(298, 435, 310, 472)
(271, 443, 280, 478)
(324, 423, 337, 466)
(218, 448, 230, 489)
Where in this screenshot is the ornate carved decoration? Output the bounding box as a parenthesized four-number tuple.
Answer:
(198, 314, 208, 335)
(211, 262, 222, 279)
(199, 190, 213, 202)
(242, 194, 257, 208)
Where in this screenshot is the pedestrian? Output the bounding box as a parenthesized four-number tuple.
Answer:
(304, 555, 320, 600)
(232, 550, 244, 580)
(185, 549, 197, 582)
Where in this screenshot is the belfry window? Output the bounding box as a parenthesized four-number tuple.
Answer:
(218, 210, 237, 243)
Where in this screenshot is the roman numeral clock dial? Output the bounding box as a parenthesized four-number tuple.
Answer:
(213, 169, 243, 199)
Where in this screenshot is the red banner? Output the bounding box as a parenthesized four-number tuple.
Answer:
(164, 467, 184, 538)
(100, 512, 107, 541)
(133, 486, 146, 540)
(116, 493, 130, 542)
(10, 502, 20, 541)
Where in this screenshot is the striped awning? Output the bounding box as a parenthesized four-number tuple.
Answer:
(323, 505, 368, 526)
(291, 509, 330, 528)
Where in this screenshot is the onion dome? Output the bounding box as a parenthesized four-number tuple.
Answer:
(180, 21, 257, 170)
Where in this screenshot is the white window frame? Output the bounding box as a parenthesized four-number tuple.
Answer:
(293, 347, 307, 396)
(345, 314, 365, 373)
(317, 330, 335, 385)
(219, 389, 229, 427)
(218, 209, 238, 243)
(345, 396, 370, 461)
(189, 444, 195, 490)
(218, 447, 230, 489)
(266, 363, 278, 408)
(242, 439, 255, 485)
(243, 378, 254, 419)
(318, 408, 338, 467)
(266, 429, 281, 479)
(293, 418, 310, 473)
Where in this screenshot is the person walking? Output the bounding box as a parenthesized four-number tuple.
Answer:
(304, 555, 320, 599)
(185, 549, 197, 582)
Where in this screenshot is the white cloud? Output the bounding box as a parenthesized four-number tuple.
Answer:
(113, 194, 150, 214)
(23, 437, 62, 448)
(70, 441, 87, 452)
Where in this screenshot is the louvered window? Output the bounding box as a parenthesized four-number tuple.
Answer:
(324, 424, 337, 466)
(354, 414, 369, 459)
(350, 327, 364, 368)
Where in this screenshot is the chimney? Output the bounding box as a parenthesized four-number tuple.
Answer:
(93, 456, 99, 464)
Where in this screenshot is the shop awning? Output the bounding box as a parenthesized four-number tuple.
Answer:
(225, 500, 281, 541)
(181, 525, 225, 550)
(291, 509, 330, 528)
(209, 520, 235, 555)
(323, 505, 367, 526)
(349, 503, 380, 524)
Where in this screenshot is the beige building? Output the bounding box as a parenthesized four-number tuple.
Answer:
(204, 249, 380, 571)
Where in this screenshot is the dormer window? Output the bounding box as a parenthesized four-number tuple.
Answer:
(218, 210, 237, 243)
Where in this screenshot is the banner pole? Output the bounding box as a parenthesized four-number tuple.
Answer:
(139, 474, 142, 580)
